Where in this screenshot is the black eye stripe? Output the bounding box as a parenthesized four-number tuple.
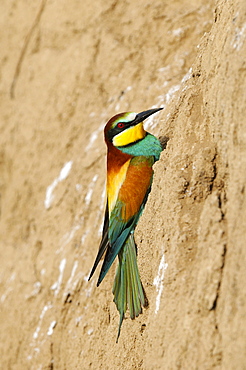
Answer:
(107, 122, 130, 141)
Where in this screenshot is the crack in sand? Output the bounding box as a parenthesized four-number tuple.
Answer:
(10, 0, 47, 98)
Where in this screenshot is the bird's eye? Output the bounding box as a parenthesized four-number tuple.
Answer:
(117, 122, 125, 129)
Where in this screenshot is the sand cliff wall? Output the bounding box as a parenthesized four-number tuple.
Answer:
(0, 0, 245, 369)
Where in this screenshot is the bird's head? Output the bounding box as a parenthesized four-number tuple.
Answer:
(104, 108, 163, 147)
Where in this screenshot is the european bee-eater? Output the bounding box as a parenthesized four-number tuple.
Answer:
(88, 108, 163, 341)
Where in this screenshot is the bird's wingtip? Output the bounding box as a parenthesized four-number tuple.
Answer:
(116, 312, 124, 343)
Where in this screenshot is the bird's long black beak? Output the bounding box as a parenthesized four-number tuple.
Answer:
(132, 108, 163, 126)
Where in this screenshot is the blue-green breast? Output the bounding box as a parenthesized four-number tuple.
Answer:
(116, 133, 162, 161)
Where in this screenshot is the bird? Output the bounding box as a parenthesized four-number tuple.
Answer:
(88, 108, 163, 341)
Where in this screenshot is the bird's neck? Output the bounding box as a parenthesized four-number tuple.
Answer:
(107, 143, 132, 172)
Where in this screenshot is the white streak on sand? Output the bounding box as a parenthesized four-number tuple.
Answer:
(33, 303, 53, 339)
(85, 174, 98, 206)
(84, 274, 93, 297)
(63, 260, 79, 298)
(59, 224, 81, 252)
(44, 161, 73, 209)
(182, 67, 192, 84)
(51, 258, 66, 296)
(85, 123, 104, 151)
(0, 272, 16, 303)
(165, 85, 180, 104)
(47, 320, 57, 336)
(81, 229, 89, 245)
(147, 68, 193, 126)
(232, 23, 246, 51)
(153, 254, 168, 314)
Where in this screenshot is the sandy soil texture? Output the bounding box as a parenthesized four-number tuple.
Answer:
(0, 0, 246, 368)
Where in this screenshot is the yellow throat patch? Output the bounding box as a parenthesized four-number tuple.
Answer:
(113, 122, 146, 147)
